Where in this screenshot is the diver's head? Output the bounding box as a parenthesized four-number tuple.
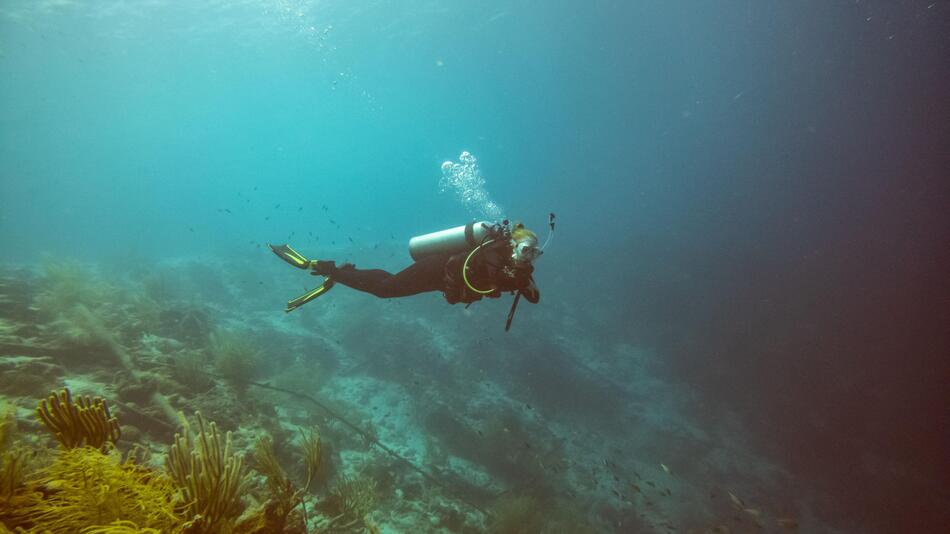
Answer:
(510, 224, 542, 264)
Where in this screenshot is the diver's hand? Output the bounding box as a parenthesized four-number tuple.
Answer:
(520, 282, 540, 304)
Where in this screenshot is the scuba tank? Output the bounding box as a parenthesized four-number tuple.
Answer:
(408, 221, 494, 261)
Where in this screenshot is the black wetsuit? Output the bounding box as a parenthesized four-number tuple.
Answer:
(321, 240, 540, 305)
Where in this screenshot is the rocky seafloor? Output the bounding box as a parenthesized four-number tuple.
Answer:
(0, 254, 816, 533)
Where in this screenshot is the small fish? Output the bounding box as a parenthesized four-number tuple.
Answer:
(664, 488, 672, 496)
(523, 441, 531, 449)
(660, 463, 671, 474)
(743, 508, 761, 517)
(476, 430, 483, 436)
(727, 491, 744, 508)
(189, 227, 194, 232)
(525, 403, 532, 410)
(223, 208, 232, 214)
(330, 219, 336, 225)
(348, 237, 354, 243)
(322, 204, 328, 211)
(298, 206, 303, 212)
(646, 481, 656, 488)
(265, 216, 270, 221)
(634, 471, 642, 480)
(275, 203, 281, 209)
(630, 484, 640, 493)
(612, 489, 621, 498)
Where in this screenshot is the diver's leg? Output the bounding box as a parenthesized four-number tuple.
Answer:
(323, 255, 446, 298)
(370, 255, 447, 297)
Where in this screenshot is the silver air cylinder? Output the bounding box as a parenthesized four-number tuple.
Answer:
(408, 221, 492, 261)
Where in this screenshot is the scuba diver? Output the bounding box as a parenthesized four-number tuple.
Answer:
(269, 216, 554, 331)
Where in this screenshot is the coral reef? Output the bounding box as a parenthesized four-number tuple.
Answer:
(210, 332, 262, 391)
(32, 262, 144, 366)
(0, 257, 816, 532)
(0, 400, 13, 451)
(0, 355, 65, 397)
(244, 435, 306, 534)
(299, 426, 324, 491)
(0, 401, 28, 504)
(319, 474, 378, 530)
(158, 307, 212, 348)
(168, 349, 215, 393)
(31, 261, 112, 321)
(36, 388, 121, 450)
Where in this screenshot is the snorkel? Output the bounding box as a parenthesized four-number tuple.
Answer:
(540, 212, 555, 252)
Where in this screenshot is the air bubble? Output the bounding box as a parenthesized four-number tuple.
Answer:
(438, 151, 505, 220)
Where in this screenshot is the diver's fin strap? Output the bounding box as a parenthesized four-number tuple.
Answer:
(285, 277, 334, 312)
(270, 244, 312, 269)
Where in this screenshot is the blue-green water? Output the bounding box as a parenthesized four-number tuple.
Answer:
(1, 1, 947, 532)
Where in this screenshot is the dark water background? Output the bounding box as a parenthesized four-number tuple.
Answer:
(1, 1, 948, 531)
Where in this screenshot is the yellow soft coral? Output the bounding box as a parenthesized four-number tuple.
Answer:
(36, 388, 121, 449)
(165, 412, 247, 532)
(26, 446, 187, 533)
(81, 520, 164, 533)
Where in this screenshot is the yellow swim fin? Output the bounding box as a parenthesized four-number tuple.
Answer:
(269, 243, 312, 269)
(285, 277, 334, 312)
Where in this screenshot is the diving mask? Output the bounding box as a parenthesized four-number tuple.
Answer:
(512, 235, 542, 264)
